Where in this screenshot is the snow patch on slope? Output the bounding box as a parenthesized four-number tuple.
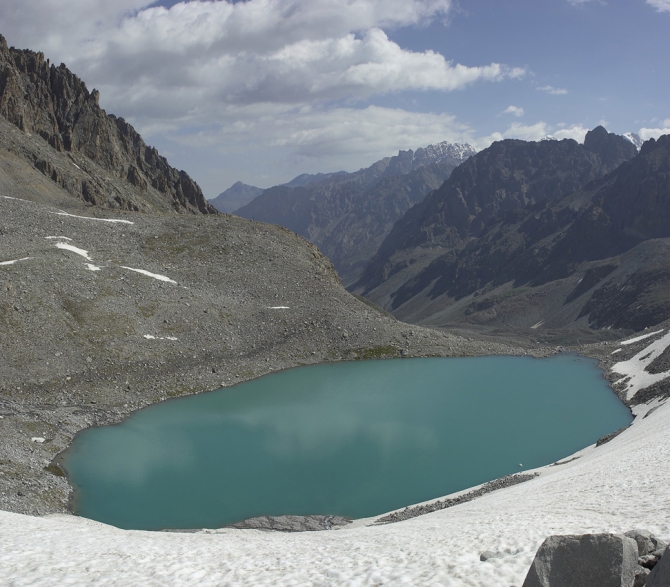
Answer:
(52, 211, 134, 225)
(612, 331, 670, 400)
(0, 257, 31, 266)
(54, 243, 92, 261)
(121, 267, 177, 284)
(620, 329, 664, 345)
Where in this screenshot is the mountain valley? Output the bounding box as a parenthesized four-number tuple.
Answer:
(234, 142, 477, 285)
(351, 128, 670, 334)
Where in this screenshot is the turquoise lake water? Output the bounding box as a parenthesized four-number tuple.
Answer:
(64, 355, 632, 530)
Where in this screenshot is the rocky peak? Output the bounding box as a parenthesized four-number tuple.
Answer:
(640, 134, 670, 157)
(382, 141, 477, 177)
(583, 125, 638, 172)
(0, 34, 215, 214)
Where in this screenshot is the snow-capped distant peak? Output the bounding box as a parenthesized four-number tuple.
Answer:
(624, 132, 644, 150)
(408, 141, 478, 171)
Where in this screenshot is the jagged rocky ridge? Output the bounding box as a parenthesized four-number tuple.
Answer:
(235, 142, 477, 285)
(0, 34, 215, 214)
(352, 128, 670, 332)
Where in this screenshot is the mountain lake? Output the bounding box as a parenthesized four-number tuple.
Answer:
(63, 355, 632, 530)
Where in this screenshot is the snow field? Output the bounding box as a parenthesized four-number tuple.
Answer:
(1, 393, 668, 586)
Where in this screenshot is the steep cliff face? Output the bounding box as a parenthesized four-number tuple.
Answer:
(0, 34, 215, 214)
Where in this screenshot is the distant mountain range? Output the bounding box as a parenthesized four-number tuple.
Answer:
(352, 127, 670, 332)
(209, 182, 264, 214)
(232, 142, 477, 284)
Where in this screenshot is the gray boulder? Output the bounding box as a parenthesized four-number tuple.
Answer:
(522, 533, 638, 587)
(626, 529, 669, 557)
(647, 545, 670, 586)
(480, 550, 501, 562)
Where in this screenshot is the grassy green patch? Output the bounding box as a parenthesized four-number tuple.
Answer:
(44, 463, 66, 477)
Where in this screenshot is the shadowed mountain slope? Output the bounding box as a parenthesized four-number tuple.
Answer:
(209, 181, 264, 214)
(236, 142, 477, 284)
(351, 129, 670, 332)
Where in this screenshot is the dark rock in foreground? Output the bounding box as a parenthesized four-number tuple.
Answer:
(647, 545, 670, 586)
(522, 533, 638, 587)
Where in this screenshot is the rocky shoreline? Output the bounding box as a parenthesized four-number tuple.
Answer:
(0, 189, 551, 520)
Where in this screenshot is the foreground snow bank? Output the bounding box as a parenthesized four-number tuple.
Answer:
(1, 401, 669, 586)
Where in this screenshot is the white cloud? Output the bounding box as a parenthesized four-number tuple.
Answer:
(646, 0, 670, 12)
(537, 85, 568, 95)
(476, 122, 589, 149)
(638, 127, 670, 141)
(552, 125, 590, 141)
(169, 104, 474, 158)
(0, 0, 523, 125)
(503, 105, 524, 117)
(0, 0, 527, 193)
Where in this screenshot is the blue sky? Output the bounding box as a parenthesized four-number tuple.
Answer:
(1, 0, 668, 196)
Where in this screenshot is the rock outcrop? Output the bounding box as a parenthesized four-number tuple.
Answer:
(522, 534, 638, 587)
(228, 515, 351, 532)
(0, 34, 215, 214)
(647, 545, 670, 586)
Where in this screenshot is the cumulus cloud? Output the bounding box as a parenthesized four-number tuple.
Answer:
(503, 105, 524, 117)
(0, 0, 529, 192)
(537, 85, 568, 95)
(638, 127, 670, 140)
(0, 0, 523, 125)
(477, 122, 589, 148)
(170, 105, 474, 157)
(646, 0, 670, 11)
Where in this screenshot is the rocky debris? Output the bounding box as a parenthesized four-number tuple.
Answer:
(521, 533, 638, 587)
(597, 425, 631, 447)
(0, 35, 215, 215)
(647, 545, 670, 586)
(625, 529, 669, 559)
(228, 515, 352, 532)
(374, 473, 539, 524)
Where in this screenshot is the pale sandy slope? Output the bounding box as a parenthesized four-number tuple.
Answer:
(0, 391, 668, 587)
